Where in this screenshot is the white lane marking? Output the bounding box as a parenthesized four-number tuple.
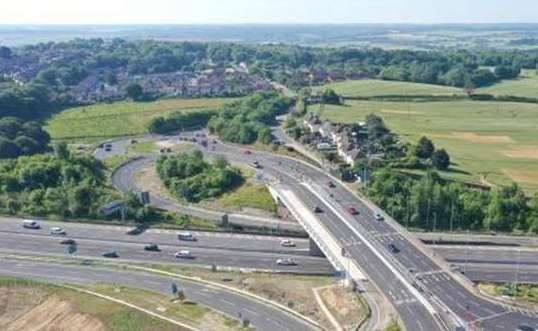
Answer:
(302, 181, 438, 316)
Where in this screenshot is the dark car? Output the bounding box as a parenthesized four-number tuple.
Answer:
(144, 244, 160, 252)
(314, 206, 323, 213)
(328, 181, 336, 188)
(347, 207, 359, 215)
(244, 150, 252, 155)
(60, 239, 76, 245)
(102, 251, 119, 258)
(517, 325, 536, 331)
(388, 243, 400, 253)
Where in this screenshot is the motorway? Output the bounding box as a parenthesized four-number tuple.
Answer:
(0, 217, 333, 275)
(203, 139, 538, 331)
(0, 257, 315, 331)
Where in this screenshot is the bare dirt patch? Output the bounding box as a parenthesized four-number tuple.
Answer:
(381, 109, 421, 115)
(237, 276, 332, 329)
(503, 169, 538, 185)
(0, 286, 49, 328)
(503, 146, 538, 159)
(429, 132, 515, 144)
(6, 295, 105, 331)
(318, 285, 368, 331)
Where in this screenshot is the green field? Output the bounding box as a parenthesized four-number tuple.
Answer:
(316, 100, 538, 192)
(313, 79, 465, 97)
(477, 69, 538, 98)
(46, 98, 230, 142)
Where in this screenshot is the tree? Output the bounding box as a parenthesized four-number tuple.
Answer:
(432, 149, 450, 170)
(415, 136, 435, 159)
(126, 83, 143, 101)
(53, 142, 70, 160)
(0, 137, 21, 159)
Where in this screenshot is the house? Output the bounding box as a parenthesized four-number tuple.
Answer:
(303, 114, 322, 134)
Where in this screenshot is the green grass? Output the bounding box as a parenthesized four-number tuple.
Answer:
(127, 141, 157, 154)
(313, 79, 464, 97)
(46, 98, 230, 142)
(317, 100, 538, 193)
(217, 181, 278, 213)
(477, 69, 538, 99)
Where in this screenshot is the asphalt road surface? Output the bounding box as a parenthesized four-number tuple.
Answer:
(0, 257, 316, 331)
(204, 140, 538, 331)
(0, 218, 332, 275)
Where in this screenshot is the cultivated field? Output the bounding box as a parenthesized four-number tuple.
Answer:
(313, 79, 465, 97)
(477, 69, 538, 99)
(46, 98, 231, 142)
(317, 100, 538, 192)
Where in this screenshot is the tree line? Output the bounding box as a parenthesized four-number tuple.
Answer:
(0, 117, 50, 159)
(207, 92, 292, 144)
(365, 169, 538, 234)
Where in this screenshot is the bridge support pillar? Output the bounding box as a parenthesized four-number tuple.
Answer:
(309, 238, 325, 257)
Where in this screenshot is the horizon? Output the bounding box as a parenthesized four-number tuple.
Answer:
(3, 0, 538, 25)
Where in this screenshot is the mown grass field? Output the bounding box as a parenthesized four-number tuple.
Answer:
(477, 69, 538, 98)
(316, 100, 538, 193)
(313, 79, 465, 97)
(46, 98, 230, 142)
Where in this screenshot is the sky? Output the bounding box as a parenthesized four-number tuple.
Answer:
(2, 0, 538, 25)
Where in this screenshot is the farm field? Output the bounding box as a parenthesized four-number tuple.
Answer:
(316, 100, 538, 193)
(46, 98, 231, 142)
(313, 79, 465, 97)
(477, 69, 538, 98)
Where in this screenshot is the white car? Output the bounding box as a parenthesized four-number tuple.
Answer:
(175, 250, 194, 259)
(280, 239, 296, 247)
(374, 213, 384, 221)
(50, 227, 66, 235)
(276, 258, 297, 266)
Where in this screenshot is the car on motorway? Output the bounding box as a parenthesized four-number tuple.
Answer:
(388, 243, 400, 253)
(22, 219, 41, 229)
(175, 250, 194, 259)
(374, 213, 384, 221)
(517, 325, 536, 331)
(347, 207, 359, 215)
(177, 232, 197, 241)
(60, 239, 76, 245)
(280, 239, 296, 247)
(102, 251, 119, 258)
(144, 244, 160, 252)
(50, 227, 66, 235)
(276, 258, 297, 266)
(314, 206, 323, 213)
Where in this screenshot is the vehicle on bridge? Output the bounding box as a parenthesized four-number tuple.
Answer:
(22, 220, 41, 229)
(347, 207, 359, 215)
(388, 243, 400, 253)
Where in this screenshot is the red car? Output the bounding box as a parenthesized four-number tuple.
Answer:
(348, 207, 359, 215)
(244, 150, 252, 155)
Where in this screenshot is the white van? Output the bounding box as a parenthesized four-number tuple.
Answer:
(22, 220, 40, 229)
(177, 232, 197, 241)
